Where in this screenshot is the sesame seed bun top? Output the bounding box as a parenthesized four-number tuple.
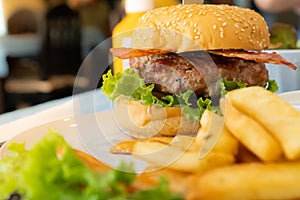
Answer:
(132, 4, 270, 52)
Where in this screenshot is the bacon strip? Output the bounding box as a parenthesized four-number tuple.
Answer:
(110, 48, 297, 70)
(208, 50, 297, 70)
(110, 48, 172, 59)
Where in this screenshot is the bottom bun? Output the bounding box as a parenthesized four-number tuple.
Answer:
(113, 96, 199, 138)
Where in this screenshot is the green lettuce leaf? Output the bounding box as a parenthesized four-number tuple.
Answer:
(102, 69, 212, 120)
(101, 70, 278, 121)
(219, 78, 248, 97)
(102, 69, 175, 107)
(219, 78, 278, 96)
(266, 80, 279, 93)
(0, 130, 180, 200)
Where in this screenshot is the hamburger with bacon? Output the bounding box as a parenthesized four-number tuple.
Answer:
(102, 4, 297, 138)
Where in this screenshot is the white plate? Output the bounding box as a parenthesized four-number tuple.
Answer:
(1, 91, 299, 172)
(0, 110, 147, 172)
(279, 90, 300, 106)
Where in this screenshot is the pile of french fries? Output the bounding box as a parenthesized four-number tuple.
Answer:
(111, 86, 300, 200)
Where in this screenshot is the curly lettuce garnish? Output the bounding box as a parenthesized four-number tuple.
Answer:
(102, 69, 213, 120)
(102, 69, 175, 107)
(219, 78, 278, 97)
(0, 131, 182, 200)
(219, 78, 248, 97)
(266, 80, 279, 93)
(102, 69, 278, 120)
(175, 90, 214, 120)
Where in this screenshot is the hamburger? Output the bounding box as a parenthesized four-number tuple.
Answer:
(102, 4, 297, 138)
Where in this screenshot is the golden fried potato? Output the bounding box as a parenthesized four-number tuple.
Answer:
(132, 140, 235, 173)
(133, 166, 193, 194)
(169, 135, 195, 151)
(227, 86, 300, 160)
(110, 136, 173, 154)
(186, 162, 300, 200)
(222, 98, 283, 162)
(191, 110, 238, 157)
(236, 143, 261, 163)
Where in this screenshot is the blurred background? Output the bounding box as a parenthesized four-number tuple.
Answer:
(0, 0, 298, 113)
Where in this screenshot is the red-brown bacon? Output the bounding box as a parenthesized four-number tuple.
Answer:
(110, 48, 172, 59)
(110, 48, 297, 70)
(208, 50, 297, 70)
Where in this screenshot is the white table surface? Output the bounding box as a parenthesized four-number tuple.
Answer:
(0, 89, 112, 143)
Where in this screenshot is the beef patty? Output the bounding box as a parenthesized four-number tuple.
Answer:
(130, 51, 269, 97)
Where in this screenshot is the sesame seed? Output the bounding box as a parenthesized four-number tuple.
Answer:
(213, 24, 217, 29)
(241, 28, 245, 32)
(232, 17, 239, 22)
(222, 22, 227, 26)
(220, 31, 224, 38)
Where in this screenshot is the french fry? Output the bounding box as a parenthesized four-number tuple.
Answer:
(191, 110, 238, 156)
(169, 135, 195, 151)
(133, 166, 192, 193)
(186, 162, 300, 200)
(110, 140, 136, 154)
(110, 136, 173, 154)
(236, 143, 261, 163)
(132, 140, 235, 173)
(222, 98, 283, 162)
(227, 86, 300, 160)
